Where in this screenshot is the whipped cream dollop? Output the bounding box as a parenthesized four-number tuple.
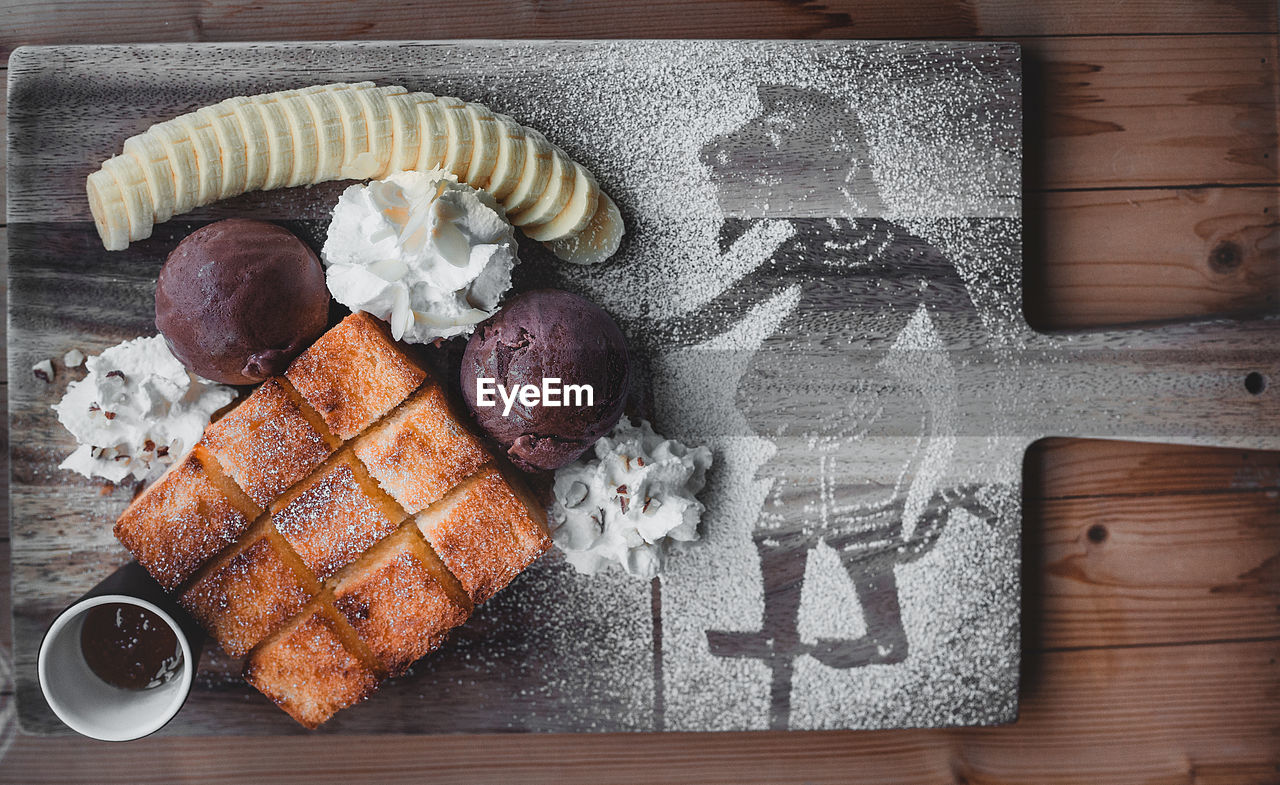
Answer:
(322, 169, 518, 343)
(54, 335, 236, 484)
(549, 416, 713, 580)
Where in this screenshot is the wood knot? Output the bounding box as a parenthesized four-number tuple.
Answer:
(1087, 524, 1108, 544)
(1245, 372, 1267, 395)
(1208, 241, 1244, 273)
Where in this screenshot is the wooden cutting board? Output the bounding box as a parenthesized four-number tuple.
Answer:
(6, 41, 1276, 736)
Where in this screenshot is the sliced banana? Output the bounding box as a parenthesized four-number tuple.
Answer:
(301, 87, 347, 182)
(88, 82, 624, 263)
(226, 97, 271, 193)
(485, 114, 528, 202)
(436, 96, 474, 180)
(196, 102, 249, 200)
(384, 92, 422, 176)
(410, 94, 449, 173)
(509, 142, 575, 228)
(501, 129, 553, 214)
(121, 132, 176, 224)
(463, 102, 500, 189)
(86, 168, 131, 251)
(330, 86, 371, 180)
(101, 156, 153, 242)
(275, 92, 320, 187)
(522, 162, 600, 241)
(249, 96, 295, 191)
(143, 122, 200, 214)
(547, 191, 625, 265)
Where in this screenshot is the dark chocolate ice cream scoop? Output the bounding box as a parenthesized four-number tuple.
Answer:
(155, 219, 331, 385)
(461, 289, 631, 472)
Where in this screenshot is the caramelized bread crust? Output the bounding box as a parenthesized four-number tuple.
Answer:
(244, 603, 379, 729)
(353, 382, 490, 515)
(415, 465, 550, 605)
(331, 528, 471, 676)
(180, 530, 314, 657)
(113, 312, 551, 728)
(114, 449, 255, 591)
(201, 378, 334, 508)
(271, 454, 403, 580)
(285, 312, 426, 440)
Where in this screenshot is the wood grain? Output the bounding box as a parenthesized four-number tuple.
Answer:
(1027, 489, 1280, 650)
(0, 639, 1276, 785)
(1029, 437, 1280, 498)
(0, 0, 1276, 58)
(1027, 34, 1280, 190)
(1028, 186, 1280, 329)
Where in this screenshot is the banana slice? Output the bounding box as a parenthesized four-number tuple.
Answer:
(88, 82, 624, 263)
(410, 94, 449, 173)
(121, 132, 176, 224)
(226, 97, 271, 193)
(547, 191, 625, 265)
(101, 156, 154, 242)
(436, 96, 474, 180)
(383, 92, 422, 176)
(501, 129, 553, 214)
(330, 86, 371, 179)
(463, 102, 500, 189)
(509, 142, 575, 228)
(275, 92, 320, 187)
(301, 87, 347, 182)
(522, 162, 600, 241)
(349, 85, 402, 179)
(86, 168, 132, 251)
(249, 96, 295, 191)
(173, 112, 224, 207)
(485, 114, 528, 202)
(143, 122, 200, 214)
(196, 102, 249, 200)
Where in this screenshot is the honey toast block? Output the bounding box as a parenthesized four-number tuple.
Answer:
(244, 602, 379, 729)
(201, 378, 336, 508)
(331, 527, 471, 676)
(180, 528, 315, 657)
(414, 465, 550, 605)
(114, 447, 256, 591)
(285, 312, 427, 440)
(271, 453, 405, 580)
(353, 382, 490, 515)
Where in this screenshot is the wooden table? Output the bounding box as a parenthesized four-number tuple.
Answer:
(1, 2, 1276, 782)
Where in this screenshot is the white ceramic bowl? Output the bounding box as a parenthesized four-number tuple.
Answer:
(37, 594, 194, 741)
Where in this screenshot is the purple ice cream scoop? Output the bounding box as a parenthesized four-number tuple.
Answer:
(461, 289, 632, 472)
(155, 219, 330, 385)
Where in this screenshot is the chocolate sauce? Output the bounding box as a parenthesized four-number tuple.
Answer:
(79, 603, 182, 690)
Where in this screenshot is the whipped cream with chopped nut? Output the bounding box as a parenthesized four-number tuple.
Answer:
(549, 416, 713, 579)
(322, 169, 518, 343)
(54, 335, 236, 484)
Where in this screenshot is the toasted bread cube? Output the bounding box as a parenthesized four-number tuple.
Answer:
(285, 313, 426, 440)
(415, 466, 549, 604)
(331, 528, 470, 675)
(353, 383, 490, 514)
(244, 603, 378, 729)
(201, 379, 335, 508)
(180, 530, 314, 657)
(271, 454, 403, 580)
(114, 449, 254, 591)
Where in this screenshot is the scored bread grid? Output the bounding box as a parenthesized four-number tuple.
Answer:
(113, 312, 549, 727)
(86, 82, 622, 264)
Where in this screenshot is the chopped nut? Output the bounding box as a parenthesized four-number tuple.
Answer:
(105, 370, 126, 382)
(616, 484, 629, 496)
(63, 349, 85, 368)
(32, 360, 53, 383)
(143, 439, 156, 453)
(636, 456, 646, 467)
(103, 411, 117, 420)
(643, 497, 662, 515)
(562, 481, 589, 508)
(156, 446, 169, 457)
(618, 495, 630, 514)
